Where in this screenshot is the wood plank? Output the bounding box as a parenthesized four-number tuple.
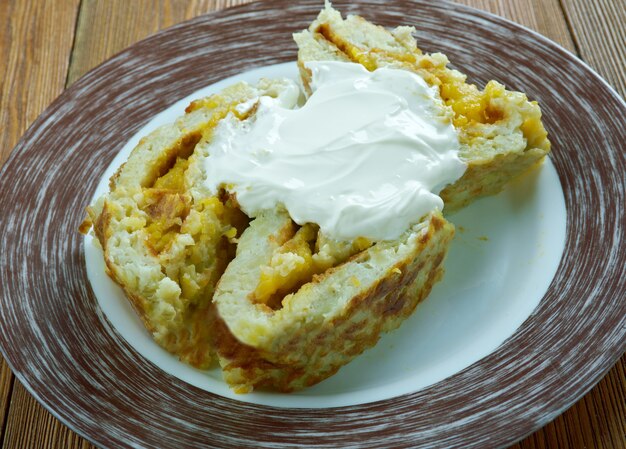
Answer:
(66, 0, 255, 86)
(0, 357, 13, 444)
(454, 0, 576, 52)
(2, 383, 92, 449)
(0, 0, 80, 165)
(560, 0, 626, 97)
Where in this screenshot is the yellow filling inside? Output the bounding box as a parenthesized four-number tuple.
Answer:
(143, 158, 191, 253)
(314, 24, 548, 145)
(140, 158, 246, 305)
(253, 224, 373, 309)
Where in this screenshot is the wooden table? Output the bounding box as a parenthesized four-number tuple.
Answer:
(0, 1, 624, 447)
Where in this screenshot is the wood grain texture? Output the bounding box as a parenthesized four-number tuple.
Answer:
(2, 384, 91, 449)
(0, 356, 13, 444)
(561, 0, 626, 97)
(0, 1, 623, 448)
(67, 0, 255, 85)
(454, 0, 576, 52)
(0, 0, 80, 164)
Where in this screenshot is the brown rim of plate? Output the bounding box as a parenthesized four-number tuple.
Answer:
(0, 0, 624, 448)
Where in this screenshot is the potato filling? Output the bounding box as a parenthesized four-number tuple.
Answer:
(252, 223, 373, 310)
(143, 157, 191, 253)
(139, 156, 246, 306)
(139, 151, 376, 312)
(314, 24, 548, 148)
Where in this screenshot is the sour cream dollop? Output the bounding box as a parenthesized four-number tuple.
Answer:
(203, 61, 466, 241)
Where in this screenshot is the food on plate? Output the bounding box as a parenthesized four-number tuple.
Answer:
(83, 79, 295, 369)
(82, 3, 550, 392)
(294, 5, 550, 212)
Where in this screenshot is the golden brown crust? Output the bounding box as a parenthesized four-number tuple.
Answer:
(92, 201, 111, 250)
(296, 6, 551, 212)
(215, 214, 455, 392)
(440, 149, 547, 212)
(83, 81, 295, 372)
(78, 217, 92, 235)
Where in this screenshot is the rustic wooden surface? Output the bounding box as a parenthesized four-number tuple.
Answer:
(0, 0, 624, 447)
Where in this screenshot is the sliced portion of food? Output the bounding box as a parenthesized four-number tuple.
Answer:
(294, 4, 550, 212)
(83, 79, 297, 369)
(213, 209, 454, 392)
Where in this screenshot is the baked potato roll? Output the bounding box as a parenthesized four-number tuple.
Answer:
(213, 210, 454, 392)
(294, 4, 550, 212)
(83, 79, 297, 368)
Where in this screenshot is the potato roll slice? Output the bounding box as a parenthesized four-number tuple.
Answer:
(213, 210, 455, 392)
(294, 4, 550, 212)
(83, 79, 295, 368)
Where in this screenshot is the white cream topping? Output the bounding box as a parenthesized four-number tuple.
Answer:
(203, 61, 466, 241)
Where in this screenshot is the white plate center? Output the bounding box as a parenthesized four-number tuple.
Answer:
(85, 62, 566, 408)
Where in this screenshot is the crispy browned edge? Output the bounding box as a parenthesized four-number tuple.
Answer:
(89, 201, 157, 334)
(298, 11, 550, 213)
(214, 214, 454, 392)
(81, 125, 219, 368)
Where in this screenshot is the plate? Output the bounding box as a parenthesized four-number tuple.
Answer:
(0, 0, 624, 447)
(85, 61, 567, 408)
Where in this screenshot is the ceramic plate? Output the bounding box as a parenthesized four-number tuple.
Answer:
(0, 0, 624, 447)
